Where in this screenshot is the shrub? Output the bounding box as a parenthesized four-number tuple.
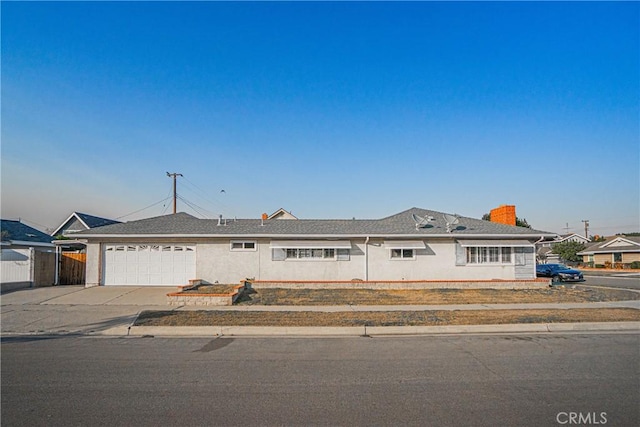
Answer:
(630, 261, 640, 269)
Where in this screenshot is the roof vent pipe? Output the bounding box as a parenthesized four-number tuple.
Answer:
(217, 215, 222, 226)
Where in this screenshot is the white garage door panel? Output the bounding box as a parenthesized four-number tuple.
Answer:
(103, 244, 196, 286)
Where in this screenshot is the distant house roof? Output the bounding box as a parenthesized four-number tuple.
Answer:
(1, 220, 54, 246)
(70, 208, 555, 239)
(578, 236, 640, 255)
(51, 212, 120, 237)
(556, 233, 590, 243)
(267, 208, 298, 220)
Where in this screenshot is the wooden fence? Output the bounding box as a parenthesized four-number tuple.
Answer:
(60, 253, 86, 285)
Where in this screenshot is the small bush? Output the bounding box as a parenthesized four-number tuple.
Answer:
(595, 264, 605, 268)
(629, 261, 640, 269)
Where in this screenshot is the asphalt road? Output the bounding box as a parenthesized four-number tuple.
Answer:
(2, 333, 638, 426)
(582, 272, 640, 290)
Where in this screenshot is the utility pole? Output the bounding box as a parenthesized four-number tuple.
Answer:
(166, 172, 183, 214)
(581, 219, 589, 239)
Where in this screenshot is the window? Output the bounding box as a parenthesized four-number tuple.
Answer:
(613, 253, 622, 263)
(231, 241, 257, 251)
(501, 247, 512, 263)
(272, 247, 349, 261)
(391, 249, 415, 259)
(467, 246, 513, 264)
(337, 248, 350, 261)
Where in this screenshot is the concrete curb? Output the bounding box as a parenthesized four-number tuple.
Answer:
(119, 321, 640, 337)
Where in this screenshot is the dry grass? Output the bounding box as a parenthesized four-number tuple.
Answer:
(180, 285, 239, 294)
(135, 308, 640, 327)
(236, 287, 639, 306)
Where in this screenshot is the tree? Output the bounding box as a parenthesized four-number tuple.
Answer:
(551, 241, 586, 263)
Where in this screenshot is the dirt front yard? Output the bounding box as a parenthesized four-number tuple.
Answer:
(236, 286, 639, 306)
(135, 308, 640, 327)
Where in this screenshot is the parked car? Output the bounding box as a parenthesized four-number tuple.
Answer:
(536, 264, 584, 282)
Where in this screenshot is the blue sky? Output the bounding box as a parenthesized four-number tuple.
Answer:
(2, 1, 638, 236)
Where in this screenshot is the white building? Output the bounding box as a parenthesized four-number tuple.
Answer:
(69, 207, 556, 287)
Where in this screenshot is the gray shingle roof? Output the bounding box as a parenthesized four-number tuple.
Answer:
(1, 220, 53, 244)
(76, 212, 120, 228)
(70, 208, 555, 238)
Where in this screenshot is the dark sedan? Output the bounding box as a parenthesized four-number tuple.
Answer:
(536, 264, 584, 282)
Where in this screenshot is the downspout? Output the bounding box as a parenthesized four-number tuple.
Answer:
(364, 237, 370, 281)
(54, 245, 60, 286)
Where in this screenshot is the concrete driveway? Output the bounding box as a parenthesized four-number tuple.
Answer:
(1, 286, 173, 335)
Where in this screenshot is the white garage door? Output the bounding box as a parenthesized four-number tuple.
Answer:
(103, 244, 196, 286)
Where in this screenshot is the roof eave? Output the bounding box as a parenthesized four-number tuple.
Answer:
(72, 232, 555, 240)
(4, 240, 55, 247)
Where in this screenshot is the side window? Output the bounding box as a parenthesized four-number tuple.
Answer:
(231, 241, 257, 251)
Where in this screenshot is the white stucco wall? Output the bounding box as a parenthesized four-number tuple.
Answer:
(366, 239, 518, 281)
(195, 238, 525, 283)
(86, 237, 535, 286)
(85, 243, 101, 287)
(196, 239, 366, 283)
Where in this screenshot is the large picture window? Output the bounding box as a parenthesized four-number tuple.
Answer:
(270, 241, 352, 261)
(466, 246, 513, 264)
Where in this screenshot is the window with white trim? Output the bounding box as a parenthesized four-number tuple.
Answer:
(390, 249, 415, 260)
(466, 246, 513, 264)
(230, 241, 257, 251)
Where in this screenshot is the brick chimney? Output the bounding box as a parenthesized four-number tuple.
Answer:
(490, 205, 516, 226)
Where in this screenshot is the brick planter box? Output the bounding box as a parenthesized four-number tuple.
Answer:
(167, 283, 246, 306)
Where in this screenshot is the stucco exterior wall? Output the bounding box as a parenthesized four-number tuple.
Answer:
(196, 239, 365, 283)
(366, 239, 519, 281)
(86, 237, 538, 285)
(196, 240, 262, 283)
(195, 238, 526, 283)
(85, 243, 102, 287)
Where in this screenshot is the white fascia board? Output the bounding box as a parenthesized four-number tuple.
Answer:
(52, 239, 87, 246)
(383, 240, 426, 249)
(74, 233, 555, 240)
(457, 239, 534, 247)
(8, 240, 55, 247)
(51, 212, 88, 236)
(601, 237, 640, 248)
(270, 240, 352, 249)
(578, 248, 640, 255)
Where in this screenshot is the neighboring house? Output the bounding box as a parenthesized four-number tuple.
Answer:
(1, 219, 55, 291)
(267, 208, 298, 220)
(536, 233, 587, 264)
(68, 207, 555, 287)
(50, 212, 119, 285)
(577, 236, 640, 267)
(51, 212, 120, 238)
(556, 233, 590, 245)
(1, 219, 55, 250)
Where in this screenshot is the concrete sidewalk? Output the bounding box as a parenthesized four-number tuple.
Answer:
(2, 285, 639, 337)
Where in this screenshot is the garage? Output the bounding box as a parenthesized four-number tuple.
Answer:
(103, 244, 196, 286)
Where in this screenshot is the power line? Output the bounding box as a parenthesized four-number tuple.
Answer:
(177, 195, 214, 218)
(116, 196, 172, 220)
(181, 176, 236, 217)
